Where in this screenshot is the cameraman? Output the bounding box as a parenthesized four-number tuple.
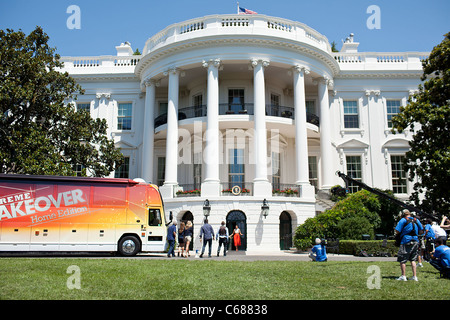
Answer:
(309, 238, 327, 262)
(394, 209, 423, 281)
(430, 238, 450, 279)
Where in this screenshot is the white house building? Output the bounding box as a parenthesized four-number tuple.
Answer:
(60, 14, 428, 252)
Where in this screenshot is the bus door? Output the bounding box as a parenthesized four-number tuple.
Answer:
(145, 208, 165, 252)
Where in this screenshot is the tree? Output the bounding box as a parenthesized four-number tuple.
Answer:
(391, 33, 450, 215)
(293, 190, 382, 250)
(0, 27, 123, 176)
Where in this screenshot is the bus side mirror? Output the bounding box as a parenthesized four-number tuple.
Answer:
(169, 211, 173, 221)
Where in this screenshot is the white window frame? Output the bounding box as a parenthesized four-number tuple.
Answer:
(338, 94, 365, 137)
(113, 98, 137, 133)
(381, 95, 407, 135)
(344, 154, 363, 193)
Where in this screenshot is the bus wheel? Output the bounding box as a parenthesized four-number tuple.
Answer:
(118, 236, 140, 256)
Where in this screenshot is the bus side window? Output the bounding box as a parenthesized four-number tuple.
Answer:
(149, 209, 161, 226)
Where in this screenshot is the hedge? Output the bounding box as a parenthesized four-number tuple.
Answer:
(338, 240, 397, 257)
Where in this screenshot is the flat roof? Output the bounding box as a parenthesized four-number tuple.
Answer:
(0, 174, 139, 186)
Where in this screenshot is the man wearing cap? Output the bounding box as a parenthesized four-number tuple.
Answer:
(394, 209, 424, 281)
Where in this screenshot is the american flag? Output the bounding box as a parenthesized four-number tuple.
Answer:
(238, 6, 257, 15)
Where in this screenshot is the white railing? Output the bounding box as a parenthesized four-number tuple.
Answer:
(143, 14, 332, 54)
(61, 55, 142, 72)
(332, 52, 429, 70)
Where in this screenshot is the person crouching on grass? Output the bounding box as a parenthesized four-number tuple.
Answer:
(309, 238, 327, 262)
(430, 238, 450, 279)
(394, 210, 424, 281)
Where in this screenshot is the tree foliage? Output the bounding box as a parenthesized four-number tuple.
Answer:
(391, 32, 450, 215)
(0, 27, 123, 176)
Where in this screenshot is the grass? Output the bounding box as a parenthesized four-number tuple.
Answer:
(0, 258, 449, 300)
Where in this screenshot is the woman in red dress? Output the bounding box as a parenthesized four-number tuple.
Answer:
(230, 225, 244, 251)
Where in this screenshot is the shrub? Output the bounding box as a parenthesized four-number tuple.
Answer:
(293, 190, 382, 250)
(337, 216, 374, 240)
(339, 240, 397, 256)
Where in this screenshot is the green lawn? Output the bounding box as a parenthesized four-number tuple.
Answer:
(0, 258, 449, 300)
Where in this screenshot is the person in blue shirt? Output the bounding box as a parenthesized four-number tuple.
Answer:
(199, 219, 215, 258)
(309, 238, 327, 262)
(419, 219, 436, 265)
(166, 220, 177, 258)
(394, 210, 424, 281)
(430, 238, 450, 279)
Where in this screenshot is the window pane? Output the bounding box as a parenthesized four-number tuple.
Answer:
(386, 100, 401, 128)
(148, 209, 162, 226)
(77, 103, 90, 113)
(229, 149, 245, 188)
(391, 155, 407, 193)
(157, 157, 165, 186)
(118, 103, 132, 130)
(272, 152, 281, 190)
(346, 155, 361, 193)
(343, 101, 359, 129)
(308, 156, 318, 189)
(115, 157, 130, 178)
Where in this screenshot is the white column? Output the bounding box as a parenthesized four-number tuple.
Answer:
(160, 68, 179, 198)
(141, 79, 156, 183)
(293, 66, 315, 198)
(318, 78, 333, 189)
(252, 59, 271, 197)
(201, 59, 221, 197)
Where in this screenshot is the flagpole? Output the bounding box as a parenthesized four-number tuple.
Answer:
(237, 2, 239, 14)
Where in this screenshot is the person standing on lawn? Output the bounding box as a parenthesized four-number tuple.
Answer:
(394, 210, 423, 281)
(199, 219, 215, 258)
(184, 221, 193, 258)
(230, 224, 244, 252)
(167, 220, 177, 258)
(216, 221, 229, 256)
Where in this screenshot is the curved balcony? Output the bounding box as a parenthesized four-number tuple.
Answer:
(142, 14, 331, 56)
(154, 104, 320, 128)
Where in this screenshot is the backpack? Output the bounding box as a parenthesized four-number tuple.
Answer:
(395, 218, 418, 247)
(219, 226, 227, 236)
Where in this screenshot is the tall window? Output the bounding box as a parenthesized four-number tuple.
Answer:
(346, 155, 361, 193)
(157, 157, 165, 186)
(272, 152, 281, 190)
(115, 157, 130, 178)
(343, 100, 359, 128)
(229, 149, 244, 188)
(193, 94, 203, 117)
(386, 100, 401, 128)
(193, 152, 202, 190)
(159, 102, 168, 116)
(306, 100, 315, 115)
(118, 103, 132, 130)
(308, 156, 318, 190)
(270, 94, 280, 116)
(228, 89, 245, 114)
(391, 155, 407, 194)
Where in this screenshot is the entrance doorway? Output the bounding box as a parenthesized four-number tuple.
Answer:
(181, 211, 194, 251)
(226, 210, 247, 251)
(279, 211, 292, 250)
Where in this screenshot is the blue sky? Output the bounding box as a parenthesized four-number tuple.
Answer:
(0, 0, 449, 57)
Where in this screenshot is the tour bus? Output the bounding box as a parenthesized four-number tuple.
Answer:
(0, 174, 169, 256)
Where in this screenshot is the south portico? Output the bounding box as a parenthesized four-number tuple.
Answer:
(139, 57, 336, 200)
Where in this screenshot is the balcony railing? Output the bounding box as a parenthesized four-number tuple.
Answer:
(221, 182, 253, 196)
(143, 14, 331, 55)
(272, 184, 300, 197)
(154, 104, 320, 127)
